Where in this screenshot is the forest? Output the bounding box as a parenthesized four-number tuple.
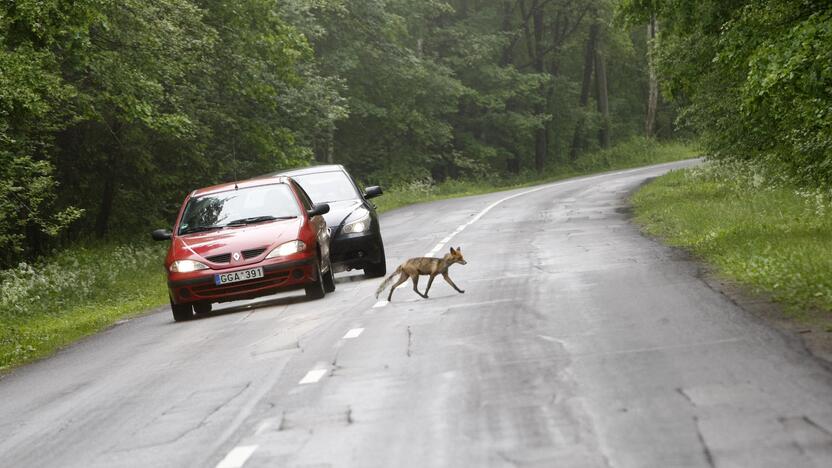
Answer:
(1, 0, 830, 268)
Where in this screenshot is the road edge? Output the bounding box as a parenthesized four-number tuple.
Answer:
(625, 178, 832, 370)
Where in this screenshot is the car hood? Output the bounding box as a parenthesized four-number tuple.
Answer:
(174, 218, 303, 260)
(322, 200, 365, 229)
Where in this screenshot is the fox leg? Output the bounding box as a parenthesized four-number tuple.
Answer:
(387, 272, 409, 301)
(411, 275, 428, 298)
(423, 274, 437, 298)
(442, 272, 465, 294)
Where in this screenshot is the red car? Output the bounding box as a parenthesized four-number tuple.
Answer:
(152, 176, 335, 322)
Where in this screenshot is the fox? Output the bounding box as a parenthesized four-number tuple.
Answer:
(375, 246, 468, 301)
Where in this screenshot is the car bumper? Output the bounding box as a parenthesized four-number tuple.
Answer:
(168, 257, 317, 304)
(330, 232, 381, 270)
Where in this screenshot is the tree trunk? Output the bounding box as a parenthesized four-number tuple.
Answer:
(532, 0, 548, 173)
(646, 14, 659, 138)
(501, 0, 520, 173)
(326, 127, 335, 164)
(315, 128, 336, 164)
(545, 57, 560, 163)
(595, 49, 610, 148)
(569, 22, 599, 161)
(96, 123, 120, 239)
(95, 172, 115, 239)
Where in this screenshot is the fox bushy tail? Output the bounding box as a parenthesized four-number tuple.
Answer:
(375, 266, 402, 299)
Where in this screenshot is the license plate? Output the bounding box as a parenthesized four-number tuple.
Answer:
(215, 267, 264, 285)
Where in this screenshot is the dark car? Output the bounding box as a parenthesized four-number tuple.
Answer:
(151, 176, 334, 322)
(274, 165, 386, 277)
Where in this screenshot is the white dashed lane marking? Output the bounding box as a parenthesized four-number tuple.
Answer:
(298, 369, 328, 385)
(372, 300, 389, 308)
(216, 445, 258, 468)
(343, 328, 364, 339)
(424, 184, 554, 257)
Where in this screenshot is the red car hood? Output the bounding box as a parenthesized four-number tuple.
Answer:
(173, 218, 303, 261)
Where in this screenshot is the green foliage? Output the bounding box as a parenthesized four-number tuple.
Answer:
(620, 0, 832, 186)
(0, 241, 168, 370)
(0, 2, 92, 261)
(0, 157, 84, 265)
(633, 161, 832, 322)
(0, 0, 316, 262)
(571, 136, 695, 172)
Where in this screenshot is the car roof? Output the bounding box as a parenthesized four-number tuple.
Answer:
(271, 164, 346, 178)
(190, 176, 294, 198)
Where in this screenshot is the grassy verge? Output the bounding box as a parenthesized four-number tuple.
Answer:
(0, 137, 696, 372)
(632, 162, 832, 327)
(0, 243, 168, 371)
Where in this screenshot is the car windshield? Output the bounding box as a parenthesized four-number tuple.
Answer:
(177, 184, 300, 235)
(292, 171, 359, 203)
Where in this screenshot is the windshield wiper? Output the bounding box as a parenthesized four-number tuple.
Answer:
(226, 215, 297, 226)
(179, 225, 224, 235)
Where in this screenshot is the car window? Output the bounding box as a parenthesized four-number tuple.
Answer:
(291, 181, 314, 210)
(292, 171, 360, 203)
(177, 183, 301, 235)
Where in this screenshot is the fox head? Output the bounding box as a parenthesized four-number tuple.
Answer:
(449, 246, 467, 265)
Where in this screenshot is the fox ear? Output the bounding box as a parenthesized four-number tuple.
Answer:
(449, 247, 457, 255)
(457, 246, 462, 252)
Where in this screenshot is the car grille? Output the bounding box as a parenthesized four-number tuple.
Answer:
(205, 247, 266, 264)
(206, 253, 232, 264)
(243, 247, 267, 259)
(192, 271, 291, 296)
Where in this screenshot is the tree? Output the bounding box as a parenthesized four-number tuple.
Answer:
(645, 14, 658, 138)
(619, 0, 832, 185)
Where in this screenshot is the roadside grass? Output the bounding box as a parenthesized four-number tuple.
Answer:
(0, 137, 696, 372)
(0, 243, 168, 371)
(632, 162, 832, 326)
(374, 138, 697, 213)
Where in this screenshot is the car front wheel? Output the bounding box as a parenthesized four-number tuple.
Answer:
(305, 263, 326, 300)
(171, 299, 195, 322)
(364, 243, 387, 278)
(322, 266, 336, 293)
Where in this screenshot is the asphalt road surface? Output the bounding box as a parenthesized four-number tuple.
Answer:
(2, 160, 832, 468)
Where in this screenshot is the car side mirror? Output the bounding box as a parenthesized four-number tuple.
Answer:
(308, 203, 330, 217)
(152, 229, 172, 241)
(364, 186, 383, 199)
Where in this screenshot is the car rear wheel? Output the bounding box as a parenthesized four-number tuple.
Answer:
(305, 263, 326, 300)
(364, 243, 387, 278)
(171, 299, 195, 322)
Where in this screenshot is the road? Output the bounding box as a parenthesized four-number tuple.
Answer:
(2, 160, 831, 468)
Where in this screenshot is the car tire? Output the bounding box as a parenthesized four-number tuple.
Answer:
(322, 266, 336, 293)
(171, 299, 195, 322)
(305, 263, 326, 300)
(364, 243, 387, 278)
(193, 302, 212, 315)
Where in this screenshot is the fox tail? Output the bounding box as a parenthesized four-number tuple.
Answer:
(375, 266, 402, 299)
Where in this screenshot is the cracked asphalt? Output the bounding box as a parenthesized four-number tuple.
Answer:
(1, 160, 832, 467)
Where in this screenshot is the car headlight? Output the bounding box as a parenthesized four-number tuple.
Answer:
(342, 210, 371, 234)
(266, 240, 306, 259)
(170, 260, 209, 273)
